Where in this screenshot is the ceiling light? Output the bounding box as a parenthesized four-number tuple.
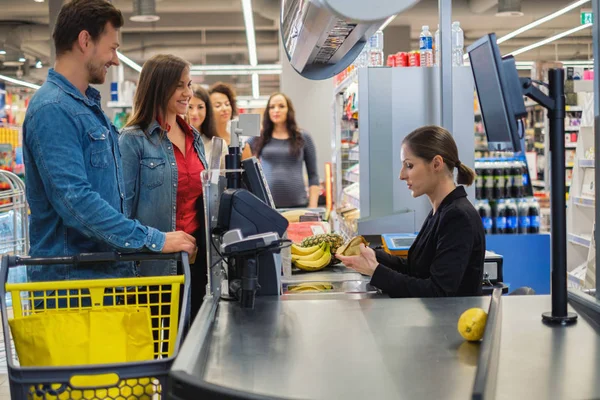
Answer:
(34, 0, 45, 2)
(0, 74, 41, 90)
(35, 60, 43, 69)
(496, 0, 524, 17)
(380, 15, 396, 31)
(190, 64, 281, 72)
(497, 0, 590, 44)
(190, 69, 281, 76)
(18, 57, 26, 63)
(507, 24, 592, 57)
(241, 0, 258, 66)
(0, 50, 5, 55)
(117, 51, 142, 72)
(130, 0, 160, 22)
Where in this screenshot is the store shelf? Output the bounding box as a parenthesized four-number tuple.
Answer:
(107, 101, 132, 109)
(344, 170, 360, 183)
(565, 143, 577, 149)
(572, 196, 595, 208)
(565, 126, 580, 132)
(579, 159, 595, 168)
(342, 192, 360, 209)
(533, 180, 546, 187)
(565, 106, 583, 112)
(568, 233, 592, 249)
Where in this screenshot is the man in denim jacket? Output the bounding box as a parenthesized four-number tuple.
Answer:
(23, 0, 196, 281)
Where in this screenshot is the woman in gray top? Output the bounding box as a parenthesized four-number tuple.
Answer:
(243, 92, 320, 208)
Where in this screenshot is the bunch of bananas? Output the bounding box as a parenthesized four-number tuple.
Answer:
(291, 242, 332, 271)
(287, 282, 333, 293)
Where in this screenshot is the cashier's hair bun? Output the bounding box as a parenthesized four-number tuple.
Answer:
(403, 125, 476, 186)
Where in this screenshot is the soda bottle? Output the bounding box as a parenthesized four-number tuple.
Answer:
(512, 160, 524, 198)
(493, 199, 507, 234)
(419, 25, 434, 67)
(517, 198, 530, 234)
(475, 161, 483, 199)
(505, 159, 514, 200)
(478, 199, 493, 234)
(482, 161, 494, 200)
(505, 199, 518, 234)
(493, 160, 506, 200)
(528, 198, 541, 233)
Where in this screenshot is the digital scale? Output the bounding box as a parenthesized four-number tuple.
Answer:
(381, 233, 418, 257)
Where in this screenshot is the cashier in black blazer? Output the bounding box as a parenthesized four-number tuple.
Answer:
(337, 125, 485, 298)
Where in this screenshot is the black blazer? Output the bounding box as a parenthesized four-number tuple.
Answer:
(370, 186, 485, 298)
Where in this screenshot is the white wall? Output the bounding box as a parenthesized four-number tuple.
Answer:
(279, 42, 333, 182)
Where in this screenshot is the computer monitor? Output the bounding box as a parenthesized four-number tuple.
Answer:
(467, 33, 523, 152)
(241, 157, 276, 208)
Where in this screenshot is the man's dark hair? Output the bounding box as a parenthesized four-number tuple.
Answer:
(53, 0, 124, 56)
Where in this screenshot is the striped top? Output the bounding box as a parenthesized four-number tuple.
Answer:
(248, 131, 319, 208)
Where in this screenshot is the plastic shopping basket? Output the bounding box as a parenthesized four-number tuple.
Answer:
(0, 252, 191, 399)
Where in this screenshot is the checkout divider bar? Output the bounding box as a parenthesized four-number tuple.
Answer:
(471, 288, 503, 400)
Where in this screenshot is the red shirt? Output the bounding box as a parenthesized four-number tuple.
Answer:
(170, 117, 205, 234)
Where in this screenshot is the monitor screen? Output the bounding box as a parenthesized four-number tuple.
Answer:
(242, 157, 276, 208)
(467, 34, 522, 152)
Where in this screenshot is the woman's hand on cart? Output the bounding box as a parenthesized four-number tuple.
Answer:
(163, 231, 197, 255)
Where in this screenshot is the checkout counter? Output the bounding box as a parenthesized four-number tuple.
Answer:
(167, 163, 600, 400)
(168, 1, 600, 397)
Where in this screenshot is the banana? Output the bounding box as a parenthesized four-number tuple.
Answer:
(288, 282, 333, 292)
(291, 243, 322, 256)
(292, 247, 325, 262)
(294, 245, 332, 271)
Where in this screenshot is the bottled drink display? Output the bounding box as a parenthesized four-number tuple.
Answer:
(475, 158, 528, 201)
(419, 25, 433, 67)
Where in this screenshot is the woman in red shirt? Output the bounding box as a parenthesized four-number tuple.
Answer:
(119, 54, 208, 319)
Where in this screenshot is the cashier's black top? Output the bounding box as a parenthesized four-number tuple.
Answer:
(370, 186, 485, 298)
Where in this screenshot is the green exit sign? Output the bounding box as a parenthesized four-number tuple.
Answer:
(581, 11, 594, 25)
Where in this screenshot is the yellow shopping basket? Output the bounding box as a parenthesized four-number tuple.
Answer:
(0, 252, 191, 400)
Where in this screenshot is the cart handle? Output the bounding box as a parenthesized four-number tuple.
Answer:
(6, 252, 184, 267)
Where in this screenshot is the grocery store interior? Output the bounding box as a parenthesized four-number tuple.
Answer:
(0, 0, 599, 399)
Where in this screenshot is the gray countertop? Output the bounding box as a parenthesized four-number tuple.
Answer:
(179, 295, 600, 400)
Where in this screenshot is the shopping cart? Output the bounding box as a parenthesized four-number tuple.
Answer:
(0, 252, 191, 399)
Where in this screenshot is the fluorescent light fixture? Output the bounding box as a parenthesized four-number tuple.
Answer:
(117, 51, 142, 72)
(252, 73, 259, 99)
(190, 64, 280, 71)
(18, 57, 26, 63)
(241, 0, 258, 66)
(380, 15, 396, 31)
(497, 0, 590, 44)
(0, 50, 5, 55)
(0, 74, 41, 90)
(35, 60, 43, 69)
(507, 24, 592, 57)
(190, 69, 281, 76)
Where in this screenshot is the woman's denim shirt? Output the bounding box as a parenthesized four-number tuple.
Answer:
(119, 119, 207, 276)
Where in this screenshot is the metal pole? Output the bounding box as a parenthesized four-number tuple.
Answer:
(438, 0, 453, 132)
(542, 69, 577, 324)
(593, 0, 600, 300)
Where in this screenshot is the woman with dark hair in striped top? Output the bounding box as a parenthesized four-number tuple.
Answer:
(243, 92, 320, 208)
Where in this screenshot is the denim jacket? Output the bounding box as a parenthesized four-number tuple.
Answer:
(23, 69, 166, 282)
(119, 119, 207, 276)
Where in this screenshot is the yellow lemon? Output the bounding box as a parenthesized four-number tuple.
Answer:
(457, 308, 488, 341)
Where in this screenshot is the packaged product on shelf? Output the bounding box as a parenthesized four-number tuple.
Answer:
(419, 25, 433, 67)
(493, 199, 507, 234)
(493, 161, 506, 199)
(504, 199, 518, 234)
(517, 198, 530, 234)
(476, 199, 493, 234)
(409, 51, 421, 67)
(395, 52, 409, 67)
(528, 198, 541, 234)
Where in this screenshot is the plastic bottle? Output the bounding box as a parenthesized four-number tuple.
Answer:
(368, 30, 384, 67)
(505, 199, 518, 234)
(528, 198, 541, 234)
(475, 161, 483, 200)
(493, 199, 507, 234)
(451, 21, 464, 67)
(434, 25, 440, 67)
(513, 160, 524, 198)
(517, 198, 530, 234)
(493, 160, 506, 200)
(478, 199, 493, 234)
(419, 25, 434, 67)
(482, 160, 494, 200)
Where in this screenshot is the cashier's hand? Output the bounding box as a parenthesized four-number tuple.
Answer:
(336, 244, 379, 276)
(162, 231, 197, 255)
